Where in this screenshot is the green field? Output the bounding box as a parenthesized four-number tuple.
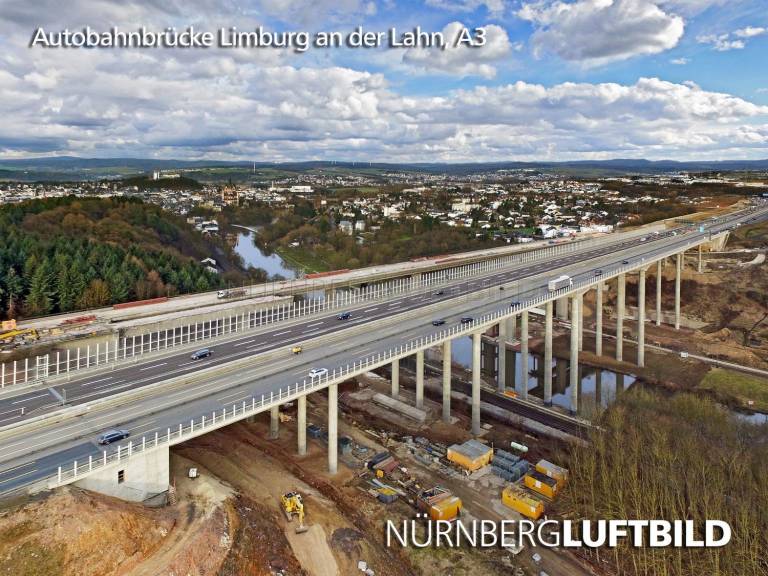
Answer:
(699, 367, 768, 412)
(275, 246, 330, 274)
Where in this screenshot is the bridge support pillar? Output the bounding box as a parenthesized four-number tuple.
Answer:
(269, 406, 280, 440)
(297, 395, 307, 456)
(391, 359, 399, 398)
(570, 295, 580, 415)
(497, 320, 507, 393)
(75, 445, 169, 503)
(472, 332, 482, 435)
(328, 383, 338, 475)
(520, 311, 529, 400)
(595, 283, 603, 356)
(698, 244, 703, 273)
(506, 315, 517, 341)
(577, 292, 584, 351)
(556, 297, 568, 320)
(415, 350, 424, 409)
(442, 340, 452, 422)
(656, 260, 662, 327)
(638, 268, 646, 368)
(675, 252, 682, 330)
(616, 273, 626, 362)
(544, 301, 553, 406)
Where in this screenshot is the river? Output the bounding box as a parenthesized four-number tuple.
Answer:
(233, 229, 298, 279)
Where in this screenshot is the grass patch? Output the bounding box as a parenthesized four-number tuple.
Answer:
(0, 540, 65, 576)
(699, 367, 768, 412)
(274, 246, 330, 274)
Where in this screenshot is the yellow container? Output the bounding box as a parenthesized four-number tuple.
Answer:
(429, 496, 462, 521)
(524, 472, 559, 500)
(535, 460, 568, 487)
(502, 485, 544, 520)
(447, 440, 493, 471)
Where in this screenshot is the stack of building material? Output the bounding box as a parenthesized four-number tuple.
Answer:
(492, 451, 529, 482)
(447, 439, 493, 471)
(368, 451, 399, 475)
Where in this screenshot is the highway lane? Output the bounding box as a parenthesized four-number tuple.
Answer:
(0, 221, 698, 424)
(0, 205, 764, 496)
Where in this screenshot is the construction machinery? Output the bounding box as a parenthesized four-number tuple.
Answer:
(281, 491, 309, 534)
(0, 328, 38, 345)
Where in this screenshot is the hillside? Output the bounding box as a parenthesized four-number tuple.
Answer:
(0, 197, 234, 319)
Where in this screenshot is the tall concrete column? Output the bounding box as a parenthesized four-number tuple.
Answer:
(297, 395, 307, 456)
(637, 269, 646, 367)
(497, 320, 507, 393)
(578, 292, 584, 351)
(507, 315, 517, 341)
(544, 301, 553, 406)
(616, 273, 626, 362)
(328, 383, 338, 475)
(570, 295, 580, 415)
(595, 283, 603, 356)
(698, 244, 703, 274)
(556, 297, 568, 320)
(520, 311, 529, 400)
(415, 350, 424, 409)
(442, 340, 452, 423)
(472, 332, 482, 435)
(269, 405, 280, 439)
(675, 252, 682, 330)
(391, 359, 399, 397)
(656, 260, 662, 327)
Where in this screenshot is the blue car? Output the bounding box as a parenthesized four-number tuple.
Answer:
(190, 348, 212, 360)
(98, 429, 130, 445)
(337, 312, 351, 320)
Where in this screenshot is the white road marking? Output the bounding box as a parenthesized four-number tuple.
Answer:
(128, 420, 157, 434)
(364, 307, 379, 312)
(81, 376, 114, 387)
(273, 330, 291, 336)
(139, 362, 167, 371)
(92, 379, 126, 391)
(0, 468, 38, 485)
(12, 393, 48, 405)
(233, 339, 257, 348)
(307, 321, 324, 328)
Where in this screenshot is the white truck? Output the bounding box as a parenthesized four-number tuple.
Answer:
(217, 288, 247, 299)
(548, 275, 572, 291)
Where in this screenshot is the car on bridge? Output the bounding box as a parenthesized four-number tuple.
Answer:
(190, 348, 212, 360)
(510, 301, 521, 307)
(97, 429, 130, 445)
(291, 345, 303, 354)
(434, 290, 445, 296)
(460, 316, 473, 324)
(309, 367, 328, 378)
(595, 269, 603, 276)
(432, 319, 446, 326)
(337, 312, 352, 320)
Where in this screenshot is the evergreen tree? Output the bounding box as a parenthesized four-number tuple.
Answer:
(25, 259, 55, 316)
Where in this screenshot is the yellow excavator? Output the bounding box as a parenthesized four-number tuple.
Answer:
(0, 328, 38, 345)
(281, 491, 309, 534)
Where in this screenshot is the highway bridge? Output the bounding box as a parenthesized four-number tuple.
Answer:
(0, 203, 765, 502)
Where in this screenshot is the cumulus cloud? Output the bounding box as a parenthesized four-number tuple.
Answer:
(402, 22, 512, 78)
(518, 0, 684, 66)
(698, 26, 765, 51)
(734, 26, 766, 38)
(425, 0, 507, 17)
(670, 57, 689, 64)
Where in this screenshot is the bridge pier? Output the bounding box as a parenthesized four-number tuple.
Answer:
(544, 301, 553, 406)
(638, 268, 646, 367)
(472, 332, 482, 435)
(616, 273, 626, 361)
(507, 315, 517, 341)
(656, 259, 662, 327)
(328, 383, 338, 475)
(442, 340, 452, 422)
(269, 405, 280, 439)
(75, 445, 169, 503)
(577, 292, 584, 351)
(297, 395, 307, 456)
(520, 311, 529, 400)
(497, 320, 507, 393)
(570, 295, 580, 415)
(675, 252, 682, 330)
(595, 283, 603, 356)
(391, 359, 399, 397)
(556, 297, 568, 320)
(415, 350, 424, 409)
(698, 244, 703, 273)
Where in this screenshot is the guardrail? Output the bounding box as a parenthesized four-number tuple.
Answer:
(0, 228, 652, 389)
(50, 220, 748, 488)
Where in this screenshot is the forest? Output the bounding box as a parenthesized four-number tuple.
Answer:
(562, 389, 768, 576)
(0, 197, 227, 319)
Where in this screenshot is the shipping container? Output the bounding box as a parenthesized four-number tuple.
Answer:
(524, 471, 560, 500)
(447, 439, 493, 471)
(428, 496, 462, 521)
(535, 460, 568, 487)
(502, 485, 544, 520)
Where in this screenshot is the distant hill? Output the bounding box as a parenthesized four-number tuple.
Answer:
(1, 156, 767, 181)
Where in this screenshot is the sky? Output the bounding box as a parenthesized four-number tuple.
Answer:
(0, 0, 767, 162)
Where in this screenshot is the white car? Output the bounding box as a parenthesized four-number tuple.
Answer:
(308, 367, 328, 378)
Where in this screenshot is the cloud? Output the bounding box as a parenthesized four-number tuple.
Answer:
(425, 0, 507, 17)
(518, 0, 684, 66)
(698, 26, 765, 51)
(670, 57, 689, 64)
(401, 22, 512, 78)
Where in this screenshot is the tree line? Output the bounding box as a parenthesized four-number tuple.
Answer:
(0, 197, 225, 319)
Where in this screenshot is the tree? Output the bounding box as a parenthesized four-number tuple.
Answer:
(80, 279, 111, 308)
(4, 267, 23, 319)
(25, 260, 55, 316)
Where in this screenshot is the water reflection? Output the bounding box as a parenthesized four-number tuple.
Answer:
(449, 336, 636, 419)
(233, 231, 298, 279)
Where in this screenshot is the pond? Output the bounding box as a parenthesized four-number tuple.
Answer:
(233, 229, 298, 279)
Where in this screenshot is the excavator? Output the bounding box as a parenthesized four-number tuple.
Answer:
(280, 491, 309, 534)
(0, 328, 38, 345)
